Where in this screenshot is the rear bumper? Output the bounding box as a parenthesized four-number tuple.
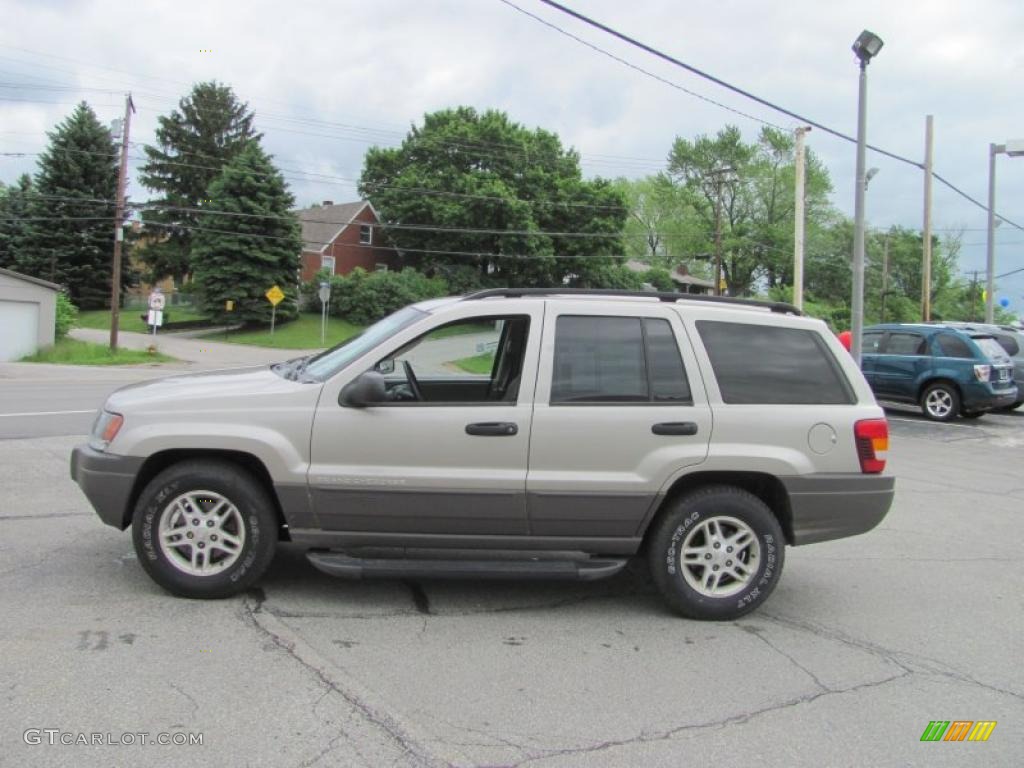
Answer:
(70, 444, 144, 529)
(961, 381, 1018, 411)
(781, 474, 895, 545)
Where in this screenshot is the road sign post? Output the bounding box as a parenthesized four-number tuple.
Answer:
(318, 281, 331, 346)
(147, 289, 165, 345)
(265, 285, 285, 337)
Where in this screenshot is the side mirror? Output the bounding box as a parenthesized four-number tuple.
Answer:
(376, 359, 395, 375)
(339, 371, 387, 408)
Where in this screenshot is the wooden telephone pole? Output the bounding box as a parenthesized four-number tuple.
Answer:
(109, 92, 134, 352)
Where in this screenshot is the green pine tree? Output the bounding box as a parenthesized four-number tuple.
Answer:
(0, 174, 35, 271)
(191, 143, 301, 325)
(139, 82, 259, 284)
(19, 103, 124, 307)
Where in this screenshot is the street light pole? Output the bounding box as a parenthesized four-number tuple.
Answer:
(850, 30, 883, 366)
(851, 61, 869, 365)
(986, 143, 1000, 323)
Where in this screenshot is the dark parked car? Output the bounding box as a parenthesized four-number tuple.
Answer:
(860, 323, 1017, 421)
(933, 323, 1024, 411)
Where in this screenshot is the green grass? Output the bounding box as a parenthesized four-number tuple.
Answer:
(223, 313, 364, 349)
(77, 306, 209, 333)
(20, 338, 174, 365)
(451, 351, 496, 375)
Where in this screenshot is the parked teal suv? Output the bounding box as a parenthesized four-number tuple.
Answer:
(861, 323, 1017, 421)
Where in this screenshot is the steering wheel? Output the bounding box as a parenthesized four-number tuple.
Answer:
(402, 360, 425, 401)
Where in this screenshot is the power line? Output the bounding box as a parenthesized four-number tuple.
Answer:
(496, 0, 783, 131)
(519, 0, 1024, 231)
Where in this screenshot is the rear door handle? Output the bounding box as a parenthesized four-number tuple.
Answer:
(466, 422, 518, 437)
(652, 421, 698, 436)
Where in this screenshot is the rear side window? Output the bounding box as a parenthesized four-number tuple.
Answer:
(551, 316, 691, 403)
(644, 318, 691, 402)
(933, 333, 973, 359)
(884, 332, 927, 355)
(696, 321, 853, 405)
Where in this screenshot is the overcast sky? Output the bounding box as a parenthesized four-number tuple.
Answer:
(2, 0, 1023, 313)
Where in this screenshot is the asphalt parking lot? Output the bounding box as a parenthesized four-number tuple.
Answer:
(1, 369, 1021, 766)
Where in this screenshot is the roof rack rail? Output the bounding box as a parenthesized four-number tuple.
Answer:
(460, 288, 802, 315)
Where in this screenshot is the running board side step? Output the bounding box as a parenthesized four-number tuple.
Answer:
(306, 552, 629, 582)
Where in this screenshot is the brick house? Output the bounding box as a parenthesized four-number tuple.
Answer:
(297, 200, 400, 282)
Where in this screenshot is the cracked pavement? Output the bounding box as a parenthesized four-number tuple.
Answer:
(0, 409, 1022, 766)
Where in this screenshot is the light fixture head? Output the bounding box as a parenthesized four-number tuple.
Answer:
(852, 30, 884, 64)
(865, 167, 879, 183)
(1004, 139, 1024, 157)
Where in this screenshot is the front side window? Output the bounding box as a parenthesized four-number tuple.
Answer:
(862, 332, 883, 354)
(696, 321, 853, 405)
(550, 315, 691, 404)
(376, 315, 530, 404)
(883, 332, 926, 355)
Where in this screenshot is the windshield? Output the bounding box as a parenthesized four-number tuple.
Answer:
(972, 336, 1010, 361)
(302, 306, 428, 380)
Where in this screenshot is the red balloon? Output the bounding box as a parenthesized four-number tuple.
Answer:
(838, 330, 852, 351)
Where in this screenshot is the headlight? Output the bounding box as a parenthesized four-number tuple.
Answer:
(973, 364, 991, 383)
(89, 410, 124, 452)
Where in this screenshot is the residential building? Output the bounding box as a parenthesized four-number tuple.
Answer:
(297, 200, 400, 282)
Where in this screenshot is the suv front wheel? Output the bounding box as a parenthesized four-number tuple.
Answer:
(132, 461, 277, 599)
(649, 486, 785, 620)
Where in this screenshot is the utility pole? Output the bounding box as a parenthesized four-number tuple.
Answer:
(793, 126, 811, 311)
(880, 234, 890, 324)
(972, 270, 980, 322)
(921, 115, 934, 321)
(109, 92, 134, 352)
(706, 166, 733, 297)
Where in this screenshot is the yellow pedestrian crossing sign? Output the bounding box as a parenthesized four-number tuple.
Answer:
(265, 285, 285, 306)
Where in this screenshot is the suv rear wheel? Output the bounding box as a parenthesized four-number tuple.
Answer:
(920, 382, 960, 422)
(649, 486, 784, 620)
(132, 461, 277, 599)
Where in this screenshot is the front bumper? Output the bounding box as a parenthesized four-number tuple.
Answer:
(70, 444, 144, 529)
(781, 474, 895, 545)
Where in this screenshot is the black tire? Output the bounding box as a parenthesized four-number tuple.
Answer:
(132, 460, 277, 599)
(648, 485, 785, 620)
(920, 382, 960, 422)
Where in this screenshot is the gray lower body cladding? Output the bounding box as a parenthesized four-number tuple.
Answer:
(70, 445, 144, 529)
(781, 474, 895, 545)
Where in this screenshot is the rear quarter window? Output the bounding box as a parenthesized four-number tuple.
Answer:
(696, 321, 854, 405)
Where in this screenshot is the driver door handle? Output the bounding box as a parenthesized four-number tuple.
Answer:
(466, 422, 518, 437)
(652, 421, 698, 436)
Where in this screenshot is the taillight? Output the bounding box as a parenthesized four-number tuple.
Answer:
(854, 418, 888, 474)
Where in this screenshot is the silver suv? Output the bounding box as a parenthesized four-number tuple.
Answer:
(71, 289, 895, 620)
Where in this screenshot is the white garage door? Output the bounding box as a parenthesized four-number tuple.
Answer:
(0, 300, 41, 361)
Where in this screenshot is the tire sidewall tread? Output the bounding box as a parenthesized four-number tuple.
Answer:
(132, 460, 276, 599)
(649, 485, 784, 621)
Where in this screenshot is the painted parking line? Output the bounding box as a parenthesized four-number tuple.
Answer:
(0, 410, 95, 418)
(885, 417, 979, 429)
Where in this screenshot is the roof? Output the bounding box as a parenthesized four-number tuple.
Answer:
(295, 201, 370, 253)
(0, 266, 61, 291)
